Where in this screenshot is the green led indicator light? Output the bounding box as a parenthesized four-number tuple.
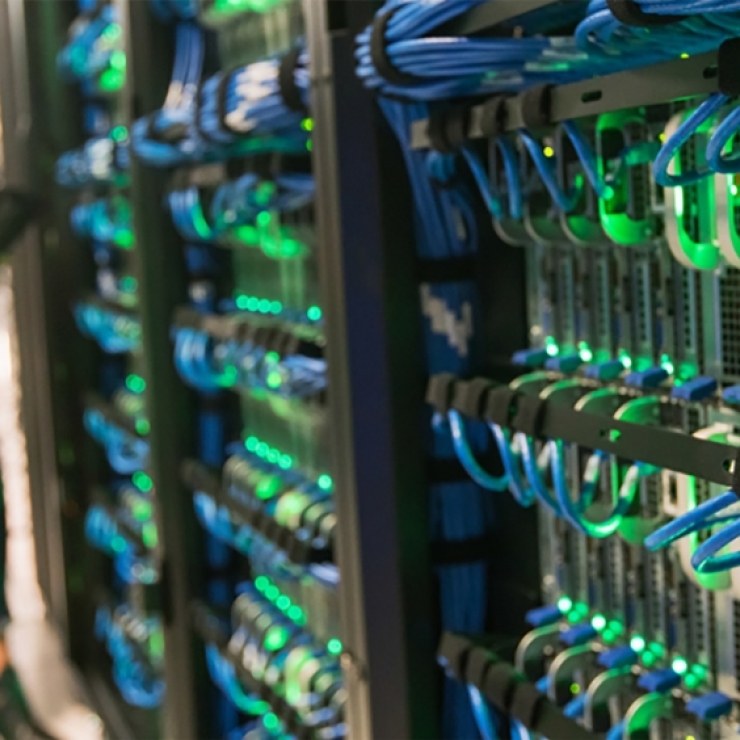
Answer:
(263, 713, 280, 731)
(267, 371, 282, 389)
(276, 595, 291, 611)
(236, 294, 249, 310)
(266, 449, 280, 464)
(265, 585, 280, 601)
(608, 620, 624, 636)
(691, 664, 707, 680)
(257, 211, 272, 227)
(111, 535, 127, 554)
(642, 651, 656, 667)
(650, 642, 665, 659)
(545, 336, 559, 357)
(307, 305, 322, 322)
(591, 614, 607, 631)
(110, 50, 126, 71)
(278, 455, 292, 470)
(135, 419, 150, 435)
(265, 351, 280, 364)
(630, 635, 646, 652)
(301, 118, 314, 132)
(111, 125, 127, 142)
(570, 683, 580, 695)
(543, 146, 555, 158)
(258, 299, 272, 313)
(256, 443, 269, 458)
(246, 297, 260, 312)
(327, 638, 343, 656)
(602, 629, 616, 644)
(245, 436, 258, 452)
(557, 596, 573, 613)
(306, 139, 313, 152)
(684, 674, 700, 690)
(671, 657, 688, 675)
(660, 354, 675, 376)
(133, 472, 153, 492)
(142, 522, 158, 549)
(288, 605, 304, 623)
(255, 576, 269, 592)
(578, 341, 593, 363)
(126, 374, 146, 393)
(318, 474, 333, 491)
(270, 301, 283, 314)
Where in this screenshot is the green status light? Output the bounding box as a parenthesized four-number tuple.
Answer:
(133, 471, 153, 492)
(630, 635, 646, 652)
(327, 638, 343, 656)
(307, 305, 322, 322)
(591, 614, 607, 632)
(318, 474, 333, 491)
(263, 713, 280, 731)
(545, 336, 559, 357)
(126, 374, 146, 394)
(671, 656, 688, 675)
(578, 341, 593, 363)
(557, 596, 573, 613)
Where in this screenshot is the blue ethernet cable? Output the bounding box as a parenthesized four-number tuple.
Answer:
(705, 104, 740, 174)
(646, 490, 740, 575)
(653, 93, 728, 187)
(467, 686, 499, 740)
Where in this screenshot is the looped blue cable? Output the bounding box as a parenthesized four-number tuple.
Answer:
(489, 425, 539, 508)
(520, 130, 581, 212)
(518, 433, 561, 514)
(461, 147, 503, 219)
(467, 685, 499, 740)
(551, 440, 646, 538)
(448, 410, 509, 492)
(706, 104, 740, 174)
(653, 93, 728, 187)
(646, 489, 740, 575)
(561, 120, 614, 200)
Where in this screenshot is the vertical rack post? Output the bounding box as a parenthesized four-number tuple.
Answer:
(120, 3, 202, 736)
(305, 2, 438, 738)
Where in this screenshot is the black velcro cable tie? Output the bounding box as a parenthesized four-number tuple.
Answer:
(464, 645, 496, 687)
(431, 534, 491, 566)
(509, 682, 545, 729)
(425, 373, 458, 414)
(486, 386, 519, 428)
(719, 39, 740, 97)
(278, 47, 308, 114)
(427, 106, 471, 154)
(417, 255, 476, 283)
(370, 7, 421, 87)
(606, 0, 685, 26)
(512, 395, 547, 439)
(483, 662, 519, 711)
(520, 84, 553, 131)
(426, 457, 470, 484)
(437, 632, 473, 682)
(452, 377, 495, 420)
(479, 96, 508, 139)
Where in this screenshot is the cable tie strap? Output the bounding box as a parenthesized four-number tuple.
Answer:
(512, 395, 547, 438)
(370, 7, 421, 87)
(437, 632, 473, 682)
(486, 386, 519, 428)
(719, 39, 740, 97)
(510, 682, 545, 729)
(427, 105, 471, 154)
(479, 96, 508, 139)
(464, 645, 496, 687)
(278, 47, 308, 114)
(483, 662, 519, 710)
(431, 534, 491, 566)
(605, 0, 685, 26)
(417, 255, 476, 283)
(520, 84, 553, 131)
(425, 373, 458, 414)
(452, 377, 495, 420)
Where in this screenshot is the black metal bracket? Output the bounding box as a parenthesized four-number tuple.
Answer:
(173, 305, 325, 360)
(428, 374, 737, 487)
(191, 601, 343, 740)
(180, 459, 333, 566)
(438, 632, 605, 740)
(84, 392, 145, 440)
(411, 51, 721, 149)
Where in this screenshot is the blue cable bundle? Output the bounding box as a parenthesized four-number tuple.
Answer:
(56, 4, 123, 83)
(196, 50, 309, 149)
(75, 302, 141, 353)
(168, 172, 313, 245)
(71, 197, 134, 247)
(381, 97, 494, 739)
(95, 606, 165, 708)
(132, 28, 309, 166)
(85, 506, 158, 585)
(646, 490, 740, 574)
(356, 0, 598, 101)
(56, 134, 130, 189)
(84, 407, 150, 474)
